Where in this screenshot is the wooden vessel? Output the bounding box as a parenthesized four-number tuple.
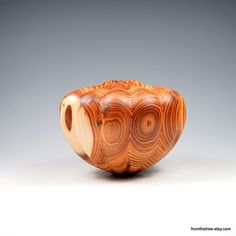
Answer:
(60, 80, 186, 174)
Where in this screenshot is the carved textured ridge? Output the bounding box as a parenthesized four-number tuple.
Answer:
(60, 79, 186, 174)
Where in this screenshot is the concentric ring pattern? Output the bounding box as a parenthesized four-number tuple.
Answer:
(60, 80, 186, 174)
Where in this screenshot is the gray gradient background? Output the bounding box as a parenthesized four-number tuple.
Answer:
(0, 0, 236, 185)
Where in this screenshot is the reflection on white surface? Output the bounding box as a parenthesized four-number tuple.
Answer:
(0, 153, 235, 236)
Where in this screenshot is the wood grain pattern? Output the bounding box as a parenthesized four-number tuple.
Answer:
(60, 80, 186, 174)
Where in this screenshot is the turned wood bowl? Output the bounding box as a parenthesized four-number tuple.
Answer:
(60, 80, 186, 175)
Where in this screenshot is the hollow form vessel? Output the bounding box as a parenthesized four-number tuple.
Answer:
(60, 80, 186, 174)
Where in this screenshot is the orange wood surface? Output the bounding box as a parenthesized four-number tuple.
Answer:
(60, 80, 186, 174)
